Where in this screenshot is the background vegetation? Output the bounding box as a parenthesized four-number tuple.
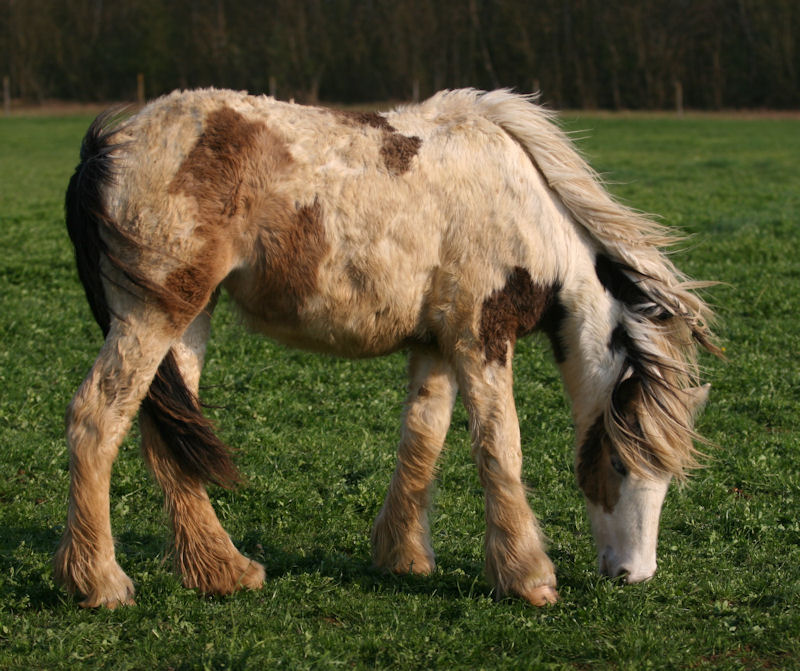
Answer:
(0, 105, 798, 667)
(1, 0, 799, 109)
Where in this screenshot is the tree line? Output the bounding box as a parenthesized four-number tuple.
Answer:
(2, 0, 798, 109)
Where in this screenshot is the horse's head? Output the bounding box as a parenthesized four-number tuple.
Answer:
(577, 381, 710, 583)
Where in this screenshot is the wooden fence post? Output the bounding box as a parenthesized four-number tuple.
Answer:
(137, 73, 145, 106)
(674, 80, 684, 116)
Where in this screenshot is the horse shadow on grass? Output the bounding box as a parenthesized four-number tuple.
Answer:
(0, 525, 70, 610)
(0, 525, 166, 610)
(0, 522, 584, 609)
(250, 543, 493, 604)
(0, 522, 483, 610)
(236, 530, 585, 606)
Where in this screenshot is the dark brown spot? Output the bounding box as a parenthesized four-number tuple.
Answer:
(576, 416, 623, 513)
(335, 109, 396, 132)
(539, 293, 568, 363)
(609, 323, 627, 352)
(596, 253, 672, 321)
(479, 267, 560, 366)
(163, 235, 222, 313)
(417, 386, 430, 398)
(333, 108, 421, 177)
(380, 133, 422, 176)
(169, 106, 291, 223)
(225, 197, 329, 323)
(345, 259, 369, 292)
(165, 264, 209, 309)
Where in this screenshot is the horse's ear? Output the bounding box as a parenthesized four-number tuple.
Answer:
(686, 383, 711, 418)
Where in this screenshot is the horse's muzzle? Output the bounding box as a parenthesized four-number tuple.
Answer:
(600, 548, 657, 584)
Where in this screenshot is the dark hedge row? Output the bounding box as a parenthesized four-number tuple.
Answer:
(2, 0, 798, 109)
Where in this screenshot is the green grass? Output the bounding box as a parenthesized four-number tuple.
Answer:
(1, 111, 799, 669)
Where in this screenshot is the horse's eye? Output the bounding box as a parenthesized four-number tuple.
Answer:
(610, 453, 628, 476)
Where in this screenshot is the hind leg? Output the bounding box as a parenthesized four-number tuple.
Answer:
(140, 298, 265, 595)
(455, 346, 558, 606)
(54, 314, 177, 608)
(371, 347, 458, 575)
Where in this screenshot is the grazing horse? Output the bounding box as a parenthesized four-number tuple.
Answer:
(56, 88, 718, 608)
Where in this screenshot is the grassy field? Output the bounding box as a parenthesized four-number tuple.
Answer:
(1, 108, 798, 670)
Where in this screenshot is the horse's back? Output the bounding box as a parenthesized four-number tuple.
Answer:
(100, 89, 585, 357)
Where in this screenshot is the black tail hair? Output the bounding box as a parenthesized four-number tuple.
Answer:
(65, 110, 240, 488)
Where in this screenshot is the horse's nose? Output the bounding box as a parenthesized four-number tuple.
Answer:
(600, 548, 656, 583)
(620, 565, 656, 584)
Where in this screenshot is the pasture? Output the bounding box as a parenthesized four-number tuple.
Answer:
(1, 108, 798, 669)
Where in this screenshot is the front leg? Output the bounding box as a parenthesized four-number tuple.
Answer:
(371, 348, 458, 575)
(456, 347, 558, 606)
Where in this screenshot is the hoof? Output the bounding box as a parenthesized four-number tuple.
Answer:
(523, 584, 559, 606)
(54, 537, 136, 609)
(372, 549, 435, 576)
(237, 559, 266, 590)
(75, 569, 136, 609)
(391, 558, 435, 576)
(182, 554, 266, 596)
(80, 589, 136, 609)
(371, 520, 435, 576)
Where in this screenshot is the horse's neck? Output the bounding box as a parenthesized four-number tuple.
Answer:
(551, 270, 625, 435)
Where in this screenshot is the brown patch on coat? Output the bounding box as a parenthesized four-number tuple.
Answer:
(169, 106, 292, 222)
(335, 109, 396, 132)
(166, 106, 300, 322)
(224, 197, 329, 324)
(163, 238, 220, 312)
(164, 264, 208, 311)
(576, 417, 624, 513)
(158, 232, 226, 323)
(380, 133, 422, 175)
(479, 267, 560, 366)
(334, 108, 422, 176)
(258, 197, 328, 317)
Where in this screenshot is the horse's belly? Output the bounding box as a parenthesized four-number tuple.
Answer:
(241, 304, 421, 358)
(224, 269, 427, 358)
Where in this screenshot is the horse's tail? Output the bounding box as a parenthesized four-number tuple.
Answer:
(65, 110, 240, 488)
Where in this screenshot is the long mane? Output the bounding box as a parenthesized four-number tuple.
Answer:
(430, 88, 720, 477)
